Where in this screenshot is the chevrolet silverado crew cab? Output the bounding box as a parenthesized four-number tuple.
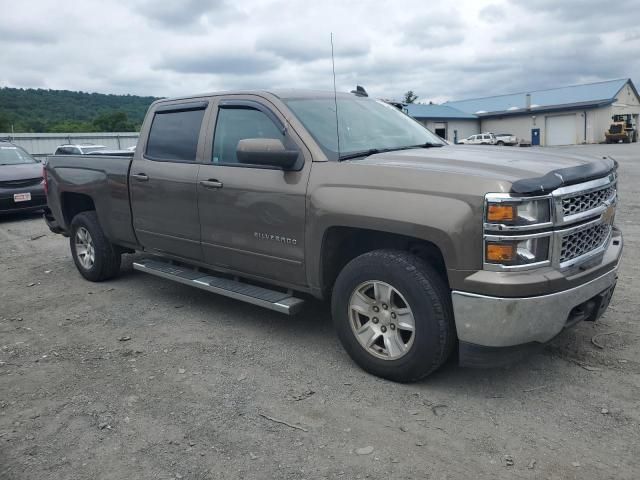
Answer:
(43, 90, 623, 382)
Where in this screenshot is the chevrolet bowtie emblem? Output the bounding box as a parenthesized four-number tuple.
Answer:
(602, 203, 616, 225)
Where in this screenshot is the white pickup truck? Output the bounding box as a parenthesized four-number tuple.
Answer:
(492, 133, 518, 146)
(458, 133, 496, 145)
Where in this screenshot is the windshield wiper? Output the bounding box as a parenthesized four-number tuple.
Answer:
(338, 142, 445, 161)
(338, 148, 382, 161)
(404, 142, 444, 148)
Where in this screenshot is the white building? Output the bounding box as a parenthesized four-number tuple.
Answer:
(404, 104, 479, 144)
(408, 78, 639, 146)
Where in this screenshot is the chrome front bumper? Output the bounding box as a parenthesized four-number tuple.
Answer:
(452, 266, 619, 348)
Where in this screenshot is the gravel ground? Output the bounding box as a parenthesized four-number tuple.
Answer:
(1, 143, 639, 480)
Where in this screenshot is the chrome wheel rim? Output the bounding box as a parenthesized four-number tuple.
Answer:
(75, 227, 95, 269)
(348, 280, 415, 360)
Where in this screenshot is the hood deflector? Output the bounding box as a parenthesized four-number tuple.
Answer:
(510, 157, 617, 195)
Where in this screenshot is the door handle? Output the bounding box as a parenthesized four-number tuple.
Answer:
(131, 173, 149, 182)
(200, 179, 223, 189)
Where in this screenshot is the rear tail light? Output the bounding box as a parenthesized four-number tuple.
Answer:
(42, 164, 48, 194)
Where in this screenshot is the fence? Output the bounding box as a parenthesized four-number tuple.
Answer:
(0, 132, 140, 159)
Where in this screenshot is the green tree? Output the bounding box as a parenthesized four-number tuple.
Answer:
(49, 120, 94, 133)
(0, 87, 155, 133)
(403, 90, 419, 104)
(0, 112, 10, 132)
(92, 111, 136, 132)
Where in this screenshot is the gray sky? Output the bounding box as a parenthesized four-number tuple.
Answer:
(1, 0, 639, 102)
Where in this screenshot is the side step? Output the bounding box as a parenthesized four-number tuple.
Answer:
(132, 258, 305, 315)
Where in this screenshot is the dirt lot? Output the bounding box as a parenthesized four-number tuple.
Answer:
(1, 143, 639, 480)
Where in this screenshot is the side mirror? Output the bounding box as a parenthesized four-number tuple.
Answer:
(236, 138, 299, 170)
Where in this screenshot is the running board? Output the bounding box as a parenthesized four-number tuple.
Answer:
(132, 258, 305, 315)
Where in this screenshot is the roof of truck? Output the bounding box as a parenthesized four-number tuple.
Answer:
(155, 89, 359, 104)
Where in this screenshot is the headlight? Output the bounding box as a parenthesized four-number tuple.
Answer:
(485, 235, 550, 267)
(485, 195, 552, 229)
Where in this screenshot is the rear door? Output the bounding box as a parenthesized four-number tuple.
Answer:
(197, 96, 312, 286)
(129, 100, 209, 260)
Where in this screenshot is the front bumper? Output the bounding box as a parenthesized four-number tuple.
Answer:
(453, 266, 618, 348)
(452, 230, 622, 367)
(0, 185, 47, 214)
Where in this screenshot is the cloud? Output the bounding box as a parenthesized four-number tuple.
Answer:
(155, 51, 281, 75)
(400, 14, 466, 48)
(132, 0, 242, 29)
(0, 0, 638, 103)
(479, 4, 504, 22)
(257, 34, 370, 62)
(0, 24, 57, 44)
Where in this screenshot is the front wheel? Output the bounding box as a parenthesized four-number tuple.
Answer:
(331, 250, 455, 382)
(70, 211, 121, 282)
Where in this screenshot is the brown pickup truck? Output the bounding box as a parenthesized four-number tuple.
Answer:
(43, 89, 623, 382)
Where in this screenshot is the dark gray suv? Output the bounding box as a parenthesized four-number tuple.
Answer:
(0, 141, 46, 214)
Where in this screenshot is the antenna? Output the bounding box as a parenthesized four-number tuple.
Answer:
(330, 32, 340, 159)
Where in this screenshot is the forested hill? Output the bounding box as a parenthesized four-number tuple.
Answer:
(0, 87, 159, 133)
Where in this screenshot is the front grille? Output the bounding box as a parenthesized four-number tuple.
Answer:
(560, 223, 611, 264)
(562, 184, 615, 217)
(0, 177, 42, 188)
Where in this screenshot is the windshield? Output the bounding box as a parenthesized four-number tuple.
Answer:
(81, 146, 107, 154)
(284, 96, 444, 160)
(0, 145, 38, 165)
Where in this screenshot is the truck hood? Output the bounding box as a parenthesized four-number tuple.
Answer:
(360, 145, 616, 194)
(0, 163, 42, 181)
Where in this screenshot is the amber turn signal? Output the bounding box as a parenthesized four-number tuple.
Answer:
(487, 204, 515, 222)
(486, 242, 516, 262)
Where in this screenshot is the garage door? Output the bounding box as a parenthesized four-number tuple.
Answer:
(546, 114, 577, 146)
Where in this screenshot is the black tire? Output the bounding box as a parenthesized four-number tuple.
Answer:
(70, 211, 121, 282)
(497, 141, 505, 146)
(331, 250, 455, 382)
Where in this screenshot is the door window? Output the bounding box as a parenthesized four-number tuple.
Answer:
(212, 107, 284, 164)
(146, 108, 206, 162)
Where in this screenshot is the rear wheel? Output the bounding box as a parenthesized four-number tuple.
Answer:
(497, 141, 505, 146)
(332, 250, 455, 382)
(70, 211, 121, 281)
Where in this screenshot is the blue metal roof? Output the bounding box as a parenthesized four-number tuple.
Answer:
(404, 103, 477, 119)
(444, 78, 635, 116)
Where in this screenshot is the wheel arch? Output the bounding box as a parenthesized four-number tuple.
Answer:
(61, 192, 96, 227)
(317, 226, 449, 298)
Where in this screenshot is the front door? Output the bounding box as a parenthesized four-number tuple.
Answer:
(531, 128, 540, 145)
(197, 97, 311, 286)
(129, 101, 209, 260)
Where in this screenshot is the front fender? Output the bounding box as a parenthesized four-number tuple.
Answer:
(305, 184, 482, 290)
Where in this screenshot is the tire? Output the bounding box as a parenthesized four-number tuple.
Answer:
(497, 141, 505, 146)
(331, 249, 455, 382)
(69, 211, 121, 282)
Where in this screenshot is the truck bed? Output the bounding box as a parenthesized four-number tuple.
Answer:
(45, 154, 139, 248)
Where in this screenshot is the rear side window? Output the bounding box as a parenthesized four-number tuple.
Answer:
(146, 108, 206, 161)
(212, 107, 283, 164)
